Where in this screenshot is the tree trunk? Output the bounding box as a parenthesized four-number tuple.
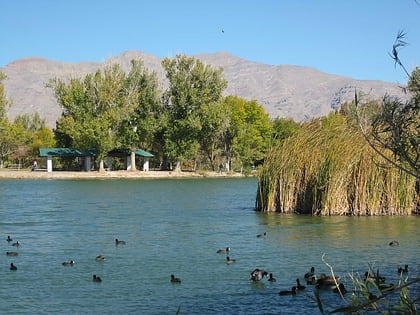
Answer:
(174, 160, 182, 172)
(99, 159, 105, 172)
(130, 150, 136, 171)
(225, 156, 231, 172)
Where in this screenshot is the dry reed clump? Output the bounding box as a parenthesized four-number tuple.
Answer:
(256, 114, 418, 215)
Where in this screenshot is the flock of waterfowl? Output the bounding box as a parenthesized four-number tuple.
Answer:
(214, 234, 412, 300)
(5, 235, 126, 281)
(5, 230, 412, 309)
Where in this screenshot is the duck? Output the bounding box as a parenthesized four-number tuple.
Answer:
(389, 240, 399, 247)
(170, 274, 181, 283)
(333, 283, 347, 294)
(6, 235, 12, 242)
(398, 265, 408, 274)
(10, 263, 17, 271)
(250, 269, 268, 281)
(278, 287, 297, 296)
(62, 260, 75, 266)
(318, 273, 339, 284)
(92, 274, 102, 282)
(268, 273, 276, 282)
(6, 251, 18, 256)
(95, 255, 105, 262)
(11, 241, 20, 247)
(316, 274, 340, 290)
(292, 278, 305, 291)
(225, 256, 236, 264)
(304, 266, 315, 280)
(115, 239, 126, 245)
(217, 247, 230, 254)
(256, 232, 267, 238)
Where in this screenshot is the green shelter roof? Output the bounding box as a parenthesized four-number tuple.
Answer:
(39, 148, 96, 157)
(39, 148, 154, 158)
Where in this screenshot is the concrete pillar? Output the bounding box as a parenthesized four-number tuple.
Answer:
(143, 158, 150, 172)
(126, 156, 132, 170)
(47, 157, 53, 172)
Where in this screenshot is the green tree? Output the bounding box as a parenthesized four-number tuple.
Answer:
(117, 60, 162, 170)
(0, 120, 27, 168)
(272, 117, 301, 141)
(0, 72, 11, 119)
(222, 96, 273, 172)
(197, 101, 230, 171)
(161, 54, 227, 171)
(14, 112, 46, 133)
(50, 64, 139, 171)
(0, 72, 19, 168)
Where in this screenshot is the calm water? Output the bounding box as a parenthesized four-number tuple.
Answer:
(0, 178, 418, 314)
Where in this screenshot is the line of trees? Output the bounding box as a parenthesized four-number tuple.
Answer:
(1, 55, 291, 172)
(0, 72, 55, 168)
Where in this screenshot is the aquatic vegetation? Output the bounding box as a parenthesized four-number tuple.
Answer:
(256, 112, 418, 215)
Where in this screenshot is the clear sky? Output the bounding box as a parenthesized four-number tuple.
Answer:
(1, 0, 419, 83)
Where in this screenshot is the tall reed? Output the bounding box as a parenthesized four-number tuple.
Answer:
(256, 113, 418, 215)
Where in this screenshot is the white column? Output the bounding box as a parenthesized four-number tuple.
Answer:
(47, 157, 53, 172)
(143, 158, 150, 172)
(126, 156, 132, 170)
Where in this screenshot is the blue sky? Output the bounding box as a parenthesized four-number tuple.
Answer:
(1, 0, 419, 83)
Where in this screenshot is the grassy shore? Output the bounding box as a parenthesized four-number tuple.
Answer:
(0, 169, 246, 180)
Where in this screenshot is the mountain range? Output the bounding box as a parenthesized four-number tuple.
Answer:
(1, 51, 406, 128)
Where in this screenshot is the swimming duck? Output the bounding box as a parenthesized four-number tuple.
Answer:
(278, 287, 297, 295)
(62, 260, 75, 266)
(6, 235, 12, 242)
(268, 273, 276, 282)
(256, 232, 267, 238)
(225, 256, 236, 264)
(316, 274, 340, 290)
(6, 251, 18, 256)
(304, 266, 315, 279)
(217, 247, 230, 254)
(115, 239, 126, 245)
(92, 274, 102, 282)
(389, 240, 399, 246)
(250, 269, 268, 281)
(292, 278, 305, 291)
(398, 265, 408, 274)
(11, 241, 20, 247)
(333, 283, 347, 294)
(10, 263, 17, 271)
(170, 274, 181, 283)
(95, 255, 105, 261)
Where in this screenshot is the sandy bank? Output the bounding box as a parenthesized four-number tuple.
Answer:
(0, 169, 248, 180)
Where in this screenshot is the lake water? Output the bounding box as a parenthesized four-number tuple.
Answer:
(0, 178, 418, 314)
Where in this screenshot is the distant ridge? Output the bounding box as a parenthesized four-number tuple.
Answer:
(1, 51, 405, 128)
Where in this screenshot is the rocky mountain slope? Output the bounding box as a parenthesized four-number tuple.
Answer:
(1, 51, 405, 128)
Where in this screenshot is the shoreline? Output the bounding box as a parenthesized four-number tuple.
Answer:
(0, 169, 249, 180)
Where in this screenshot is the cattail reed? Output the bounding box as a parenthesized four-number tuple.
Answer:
(256, 114, 418, 215)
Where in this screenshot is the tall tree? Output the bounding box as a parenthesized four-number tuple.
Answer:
(117, 60, 162, 170)
(197, 101, 230, 171)
(50, 64, 139, 171)
(222, 96, 273, 172)
(161, 54, 227, 171)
